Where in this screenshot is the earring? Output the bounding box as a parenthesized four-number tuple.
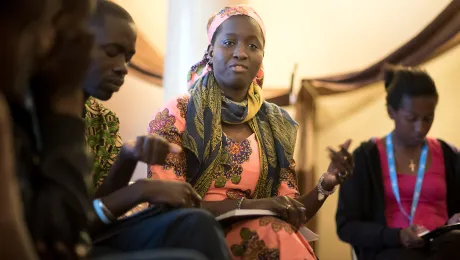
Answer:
(206, 54, 213, 68)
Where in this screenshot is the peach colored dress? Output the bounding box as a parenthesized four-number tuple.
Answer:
(148, 95, 316, 260)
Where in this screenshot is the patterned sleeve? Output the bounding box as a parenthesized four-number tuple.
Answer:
(95, 114, 123, 189)
(109, 116, 123, 168)
(85, 98, 123, 191)
(277, 159, 300, 198)
(147, 95, 190, 182)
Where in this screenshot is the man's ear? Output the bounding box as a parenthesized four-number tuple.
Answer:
(387, 105, 396, 120)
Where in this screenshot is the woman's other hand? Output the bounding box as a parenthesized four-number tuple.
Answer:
(400, 225, 425, 249)
(320, 169, 344, 191)
(243, 196, 306, 230)
(448, 213, 460, 225)
(327, 139, 353, 185)
(122, 134, 182, 165)
(135, 179, 201, 208)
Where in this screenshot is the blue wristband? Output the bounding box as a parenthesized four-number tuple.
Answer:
(93, 199, 112, 224)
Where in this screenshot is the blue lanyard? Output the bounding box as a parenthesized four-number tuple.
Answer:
(385, 133, 428, 225)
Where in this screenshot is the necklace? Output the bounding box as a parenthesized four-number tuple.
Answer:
(409, 159, 416, 172)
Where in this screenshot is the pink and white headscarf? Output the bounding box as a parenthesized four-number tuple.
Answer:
(187, 5, 266, 89)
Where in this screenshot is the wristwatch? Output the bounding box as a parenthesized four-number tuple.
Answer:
(317, 173, 337, 201)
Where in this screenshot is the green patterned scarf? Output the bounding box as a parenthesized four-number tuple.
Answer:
(183, 72, 299, 198)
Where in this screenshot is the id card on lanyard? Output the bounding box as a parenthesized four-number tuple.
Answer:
(385, 133, 428, 225)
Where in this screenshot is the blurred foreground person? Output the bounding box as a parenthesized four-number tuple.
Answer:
(0, 0, 95, 259)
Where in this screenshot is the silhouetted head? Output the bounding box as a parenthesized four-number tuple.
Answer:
(0, 0, 55, 101)
(0, 0, 94, 102)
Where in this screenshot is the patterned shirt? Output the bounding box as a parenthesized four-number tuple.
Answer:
(84, 97, 122, 192)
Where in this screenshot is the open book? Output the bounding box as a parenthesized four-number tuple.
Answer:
(418, 223, 460, 242)
(216, 209, 319, 242)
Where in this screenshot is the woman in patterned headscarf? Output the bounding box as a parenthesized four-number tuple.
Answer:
(148, 5, 353, 259)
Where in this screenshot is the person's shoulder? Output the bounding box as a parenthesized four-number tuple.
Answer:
(433, 138, 458, 157)
(433, 138, 457, 151)
(159, 93, 190, 119)
(262, 101, 297, 126)
(85, 96, 119, 120)
(149, 94, 190, 134)
(163, 93, 190, 107)
(353, 138, 378, 155)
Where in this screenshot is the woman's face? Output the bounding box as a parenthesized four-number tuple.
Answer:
(389, 95, 438, 146)
(209, 15, 264, 90)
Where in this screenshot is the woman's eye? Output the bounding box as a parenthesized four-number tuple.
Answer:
(249, 44, 259, 50)
(223, 40, 235, 46)
(405, 116, 417, 122)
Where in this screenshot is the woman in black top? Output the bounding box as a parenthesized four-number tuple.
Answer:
(336, 65, 460, 260)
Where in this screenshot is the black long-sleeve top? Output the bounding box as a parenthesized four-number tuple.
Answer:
(10, 99, 92, 259)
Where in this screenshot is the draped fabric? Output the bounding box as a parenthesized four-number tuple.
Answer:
(302, 0, 460, 95)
